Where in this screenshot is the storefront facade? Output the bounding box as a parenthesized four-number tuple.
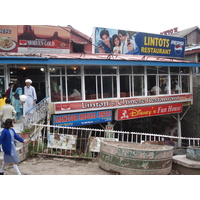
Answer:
(1, 25, 200, 138)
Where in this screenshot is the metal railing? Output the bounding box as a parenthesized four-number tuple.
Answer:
(30, 123, 200, 159)
(23, 97, 49, 129)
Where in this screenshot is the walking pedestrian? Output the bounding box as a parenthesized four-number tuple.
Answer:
(0, 118, 27, 175)
(0, 98, 16, 127)
(5, 82, 14, 100)
(24, 79, 37, 113)
(13, 81, 23, 121)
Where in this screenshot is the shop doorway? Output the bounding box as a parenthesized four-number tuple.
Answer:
(9, 66, 46, 103)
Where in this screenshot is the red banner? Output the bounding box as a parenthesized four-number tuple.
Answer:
(116, 103, 182, 121)
(54, 94, 191, 114)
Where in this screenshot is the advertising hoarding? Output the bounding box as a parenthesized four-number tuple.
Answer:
(0, 25, 70, 54)
(53, 110, 112, 127)
(93, 27, 185, 59)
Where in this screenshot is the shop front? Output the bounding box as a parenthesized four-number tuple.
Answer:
(0, 25, 199, 139)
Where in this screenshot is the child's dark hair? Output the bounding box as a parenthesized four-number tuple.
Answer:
(4, 118, 13, 129)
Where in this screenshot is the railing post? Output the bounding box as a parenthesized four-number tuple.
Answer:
(177, 113, 182, 147)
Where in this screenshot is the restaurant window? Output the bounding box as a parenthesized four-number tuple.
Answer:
(181, 75, 190, 93)
(120, 75, 130, 97)
(84, 66, 100, 100)
(102, 66, 117, 74)
(67, 65, 81, 74)
(133, 66, 144, 74)
(134, 76, 144, 96)
(159, 75, 169, 94)
(119, 66, 132, 74)
(147, 66, 157, 95)
(67, 76, 82, 101)
(133, 66, 145, 96)
(103, 76, 117, 98)
(50, 66, 66, 102)
(171, 75, 180, 94)
(84, 66, 100, 74)
(85, 76, 97, 100)
(119, 66, 131, 97)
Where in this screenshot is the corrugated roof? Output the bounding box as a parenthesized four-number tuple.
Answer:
(172, 26, 200, 37)
(0, 52, 189, 63)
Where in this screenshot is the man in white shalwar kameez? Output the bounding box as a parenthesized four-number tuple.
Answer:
(24, 79, 37, 113)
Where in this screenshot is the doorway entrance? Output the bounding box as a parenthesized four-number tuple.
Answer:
(9, 65, 46, 103)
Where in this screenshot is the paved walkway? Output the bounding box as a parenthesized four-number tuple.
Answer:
(2, 157, 114, 175)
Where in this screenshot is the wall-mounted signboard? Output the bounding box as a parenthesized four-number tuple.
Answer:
(93, 27, 185, 59)
(53, 110, 112, 127)
(115, 103, 182, 121)
(0, 25, 70, 54)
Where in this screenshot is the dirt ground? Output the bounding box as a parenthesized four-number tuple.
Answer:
(2, 156, 182, 175)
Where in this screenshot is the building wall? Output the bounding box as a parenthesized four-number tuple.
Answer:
(187, 30, 200, 45)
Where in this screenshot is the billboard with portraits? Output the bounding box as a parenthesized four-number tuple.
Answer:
(93, 27, 185, 59)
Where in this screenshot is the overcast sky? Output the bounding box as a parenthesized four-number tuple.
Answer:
(3, 0, 200, 37)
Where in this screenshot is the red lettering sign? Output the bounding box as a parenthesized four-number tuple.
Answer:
(116, 103, 182, 121)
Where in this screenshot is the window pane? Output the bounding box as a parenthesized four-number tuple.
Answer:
(170, 67, 179, 74)
(120, 75, 129, 97)
(181, 67, 189, 74)
(50, 67, 60, 75)
(133, 66, 144, 74)
(119, 66, 131, 74)
(171, 75, 180, 94)
(50, 77, 61, 102)
(84, 66, 100, 74)
(0, 66, 4, 75)
(97, 76, 102, 98)
(148, 75, 158, 95)
(103, 76, 117, 98)
(102, 66, 117, 74)
(147, 66, 157, 74)
(159, 75, 168, 94)
(182, 75, 190, 93)
(0, 77, 5, 97)
(67, 66, 81, 74)
(62, 77, 66, 101)
(158, 66, 168, 74)
(67, 76, 82, 101)
(85, 76, 97, 100)
(134, 76, 144, 96)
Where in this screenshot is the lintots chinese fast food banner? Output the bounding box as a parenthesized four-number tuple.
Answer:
(54, 94, 192, 114)
(0, 25, 70, 54)
(93, 27, 186, 59)
(116, 103, 182, 121)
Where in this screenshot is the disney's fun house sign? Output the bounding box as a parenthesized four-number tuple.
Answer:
(116, 103, 182, 121)
(54, 94, 192, 114)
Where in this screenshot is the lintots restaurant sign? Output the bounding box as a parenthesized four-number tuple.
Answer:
(116, 103, 182, 121)
(93, 27, 185, 59)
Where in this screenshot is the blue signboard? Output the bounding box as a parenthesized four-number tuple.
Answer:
(53, 110, 112, 127)
(93, 27, 185, 59)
